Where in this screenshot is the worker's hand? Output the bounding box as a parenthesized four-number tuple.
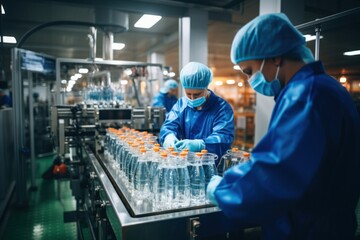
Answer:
(163, 134, 179, 148)
(206, 175, 223, 206)
(175, 139, 205, 152)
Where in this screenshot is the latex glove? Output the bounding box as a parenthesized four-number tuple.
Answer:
(206, 175, 223, 206)
(163, 134, 179, 148)
(175, 139, 205, 152)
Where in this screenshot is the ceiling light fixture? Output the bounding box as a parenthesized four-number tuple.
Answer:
(303, 34, 323, 42)
(61, 80, 67, 84)
(214, 81, 223, 86)
(74, 73, 82, 79)
(124, 69, 132, 76)
(339, 76, 347, 83)
(1, 5, 4, 14)
(343, 50, 360, 56)
(70, 76, 78, 81)
(233, 65, 241, 71)
(79, 68, 89, 74)
(113, 43, 125, 50)
(120, 80, 128, 85)
(238, 82, 244, 87)
(134, 14, 162, 29)
(226, 79, 235, 85)
(168, 72, 176, 77)
(0, 36, 16, 44)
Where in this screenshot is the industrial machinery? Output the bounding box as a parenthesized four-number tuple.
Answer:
(50, 103, 248, 240)
(35, 55, 247, 239)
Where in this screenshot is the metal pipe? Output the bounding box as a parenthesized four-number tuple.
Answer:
(296, 7, 360, 30)
(314, 25, 321, 61)
(103, 31, 113, 60)
(28, 72, 37, 190)
(88, 27, 97, 60)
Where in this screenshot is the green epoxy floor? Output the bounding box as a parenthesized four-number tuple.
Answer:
(2, 156, 77, 240)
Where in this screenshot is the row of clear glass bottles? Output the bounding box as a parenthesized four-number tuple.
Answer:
(103, 127, 219, 211)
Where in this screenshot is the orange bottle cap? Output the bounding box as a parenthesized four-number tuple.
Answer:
(180, 152, 187, 157)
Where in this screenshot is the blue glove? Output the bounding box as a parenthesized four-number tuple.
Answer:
(206, 175, 223, 206)
(175, 139, 205, 152)
(163, 134, 179, 148)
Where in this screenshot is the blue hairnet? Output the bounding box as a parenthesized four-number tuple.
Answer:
(231, 13, 311, 64)
(180, 62, 212, 89)
(164, 79, 178, 89)
(160, 79, 178, 93)
(283, 45, 315, 64)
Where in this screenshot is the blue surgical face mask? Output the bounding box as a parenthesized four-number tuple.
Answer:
(248, 59, 281, 96)
(187, 92, 207, 108)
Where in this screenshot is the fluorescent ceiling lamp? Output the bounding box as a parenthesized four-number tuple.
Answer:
(304, 34, 323, 42)
(163, 70, 169, 75)
(124, 69, 132, 76)
(68, 79, 76, 85)
(0, 36, 16, 44)
(169, 72, 176, 77)
(1, 5, 4, 14)
(343, 50, 360, 56)
(113, 43, 125, 50)
(339, 76, 347, 83)
(120, 80, 128, 85)
(74, 73, 82, 79)
(226, 79, 235, 85)
(134, 14, 162, 29)
(95, 58, 103, 61)
(214, 81, 223, 86)
(61, 80, 67, 84)
(79, 68, 89, 74)
(233, 65, 241, 71)
(238, 82, 244, 87)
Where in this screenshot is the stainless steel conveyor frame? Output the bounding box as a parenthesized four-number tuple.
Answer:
(84, 146, 246, 240)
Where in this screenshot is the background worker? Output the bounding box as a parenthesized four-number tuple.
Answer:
(160, 62, 234, 160)
(152, 79, 178, 112)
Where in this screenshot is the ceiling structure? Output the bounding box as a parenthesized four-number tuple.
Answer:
(1, 0, 360, 83)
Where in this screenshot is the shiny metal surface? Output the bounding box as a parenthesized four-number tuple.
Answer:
(86, 146, 244, 239)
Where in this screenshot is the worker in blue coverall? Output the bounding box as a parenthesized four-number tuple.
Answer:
(206, 13, 360, 240)
(0, 88, 11, 108)
(152, 79, 178, 112)
(160, 62, 234, 160)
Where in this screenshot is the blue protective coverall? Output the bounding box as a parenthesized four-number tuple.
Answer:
(214, 62, 360, 239)
(0, 94, 11, 107)
(160, 90, 235, 160)
(152, 92, 178, 112)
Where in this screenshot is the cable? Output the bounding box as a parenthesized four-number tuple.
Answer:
(17, 20, 126, 48)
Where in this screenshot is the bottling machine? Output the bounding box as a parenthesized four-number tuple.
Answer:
(51, 103, 245, 240)
(12, 48, 247, 239)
